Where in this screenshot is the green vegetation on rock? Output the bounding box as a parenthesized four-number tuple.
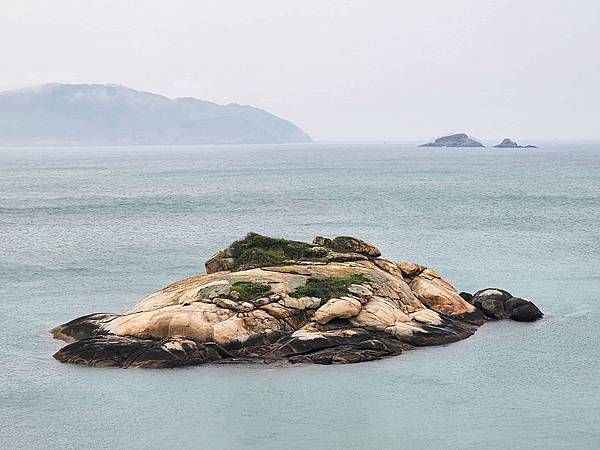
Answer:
(229, 233, 322, 270)
(290, 274, 370, 300)
(319, 236, 380, 257)
(230, 281, 271, 302)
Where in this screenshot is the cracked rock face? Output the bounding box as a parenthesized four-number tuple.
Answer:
(51, 234, 543, 368)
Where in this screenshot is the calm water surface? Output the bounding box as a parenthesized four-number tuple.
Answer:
(1, 143, 599, 449)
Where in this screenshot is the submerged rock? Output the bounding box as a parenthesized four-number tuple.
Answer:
(494, 138, 538, 148)
(52, 233, 543, 368)
(419, 133, 484, 148)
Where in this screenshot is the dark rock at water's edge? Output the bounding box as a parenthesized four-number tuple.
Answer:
(0, 84, 312, 145)
(419, 133, 484, 147)
(51, 233, 543, 368)
(53, 335, 230, 368)
(459, 292, 473, 302)
(494, 138, 538, 148)
(466, 288, 543, 322)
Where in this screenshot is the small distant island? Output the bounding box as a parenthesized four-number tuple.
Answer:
(494, 138, 538, 148)
(419, 134, 539, 149)
(419, 133, 484, 147)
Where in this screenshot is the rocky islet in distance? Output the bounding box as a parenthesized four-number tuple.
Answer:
(52, 233, 543, 368)
(494, 138, 538, 148)
(419, 134, 539, 148)
(419, 133, 484, 147)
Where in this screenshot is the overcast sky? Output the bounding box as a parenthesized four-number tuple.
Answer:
(1, 0, 599, 141)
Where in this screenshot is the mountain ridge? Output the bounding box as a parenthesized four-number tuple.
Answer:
(0, 83, 312, 145)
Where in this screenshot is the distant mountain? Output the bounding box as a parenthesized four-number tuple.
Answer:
(419, 133, 484, 147)
(0, 84, 312, 145)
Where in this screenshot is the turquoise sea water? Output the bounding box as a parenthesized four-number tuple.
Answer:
(1, 143, 599, 449)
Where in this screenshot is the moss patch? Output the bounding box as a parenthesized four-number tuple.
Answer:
(229, 233, 321, 270)
(230, 281, 271, 302)
(290, 274, 369, 300)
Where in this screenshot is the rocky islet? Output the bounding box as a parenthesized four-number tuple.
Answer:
(493, 138, 538, 148)
(419, 134, 539, 148)
(52, 233, 543, 368)
(419, 133, 484, 147)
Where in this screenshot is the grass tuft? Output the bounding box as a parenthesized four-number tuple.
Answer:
(230, 281, 271, 302)
(290, 274, 369, 300)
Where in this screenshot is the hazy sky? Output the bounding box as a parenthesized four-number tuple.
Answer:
(1, 0, 599, 141)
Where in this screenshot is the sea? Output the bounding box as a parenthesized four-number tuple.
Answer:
(1, 143, 599, 449)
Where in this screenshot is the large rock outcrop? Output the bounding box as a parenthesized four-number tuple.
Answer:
(419, 133, 484, 147)
(52, 234, 543, 368)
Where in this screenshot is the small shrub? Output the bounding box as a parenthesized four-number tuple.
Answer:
(230, 281, 271, 302)
(233, 248, 284, 270)
(290, 274, 369, 300)
(307, 246, 329, 257)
